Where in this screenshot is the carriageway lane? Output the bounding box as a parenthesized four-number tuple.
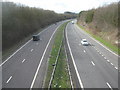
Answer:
(66, 22, 118, 89)
(2, 21, 67, 88)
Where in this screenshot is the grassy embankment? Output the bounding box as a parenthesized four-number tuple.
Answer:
(77, 2, 119, 55)
(78, 25, 119, 54)
(44, 22, 71, 88)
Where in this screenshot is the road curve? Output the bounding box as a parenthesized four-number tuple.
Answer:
(65, 21, 118, 89)
(2, 20, 68, 88)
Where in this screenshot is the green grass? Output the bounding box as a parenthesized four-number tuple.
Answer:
(78, 24, 120, 55)
(44, 21, 70, 88)
(51, 43, 71, 88)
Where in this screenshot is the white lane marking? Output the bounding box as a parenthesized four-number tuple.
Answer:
(0, 39, 31, 67)
(31, 49, 34, 52)
(106, 82, 113, 90)
(107, 60, 110, 62)
(99, 52, 102, 54)
(76, 25, 118, 57)
(84, 50, 86, 53)
(111, 63, 113, 66)
(66, 23, 84, 89)
(22, 59, 26, 63)
(0, 25, 51, 66)
(6, 76, 12, 83)
(102, 55, 104, 57)
(104, 57, 107, 59)
(115, 67, 118, 70)
(30, 24, 61, 89)
(97, 50, 99, 52)
(91, 61, 95, 66)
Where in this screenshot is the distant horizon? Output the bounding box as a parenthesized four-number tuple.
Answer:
(3, 0, 118, 13)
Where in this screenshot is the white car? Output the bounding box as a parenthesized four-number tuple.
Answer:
(81, 39, 89, 46)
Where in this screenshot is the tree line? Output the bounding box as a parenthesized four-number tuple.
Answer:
(77, 2, 118, 45)
(2, 2, 76, 52)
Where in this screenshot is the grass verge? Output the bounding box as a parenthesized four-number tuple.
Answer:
(51, 42, 71, 88)
(44, 21, 71, 88)
(78, 24, 120, 55)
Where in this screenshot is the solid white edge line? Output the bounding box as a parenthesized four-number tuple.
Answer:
(6, 76, 12, 83)
(66, 23, 84, 89)
(30, 24, 61, 89)
(75, 25, 118, 57)
(0, 25, 51, 67)
(106, 82, 113, 90)
(0, 39, 31, 67)
(91, 61, 95, 66)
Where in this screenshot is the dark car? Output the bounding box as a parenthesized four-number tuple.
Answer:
(32, 35, 40, 41)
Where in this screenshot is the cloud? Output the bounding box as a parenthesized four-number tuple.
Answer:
(3, 0, 118, 13)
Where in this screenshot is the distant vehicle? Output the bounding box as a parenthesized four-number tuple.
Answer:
(32, 35, 40, 41)
(72, 21, 74, 24)
(81, 39, 89, 46)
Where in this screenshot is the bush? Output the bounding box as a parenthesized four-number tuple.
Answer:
(85, 10, 94, 23)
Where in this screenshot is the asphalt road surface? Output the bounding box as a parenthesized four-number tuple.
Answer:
(2, 20, 67, 88)
(65, 21, 119, 89)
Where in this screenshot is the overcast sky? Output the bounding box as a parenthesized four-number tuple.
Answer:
(3, 0, 118, 13)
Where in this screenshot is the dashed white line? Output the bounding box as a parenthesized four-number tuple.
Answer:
(84, 50, 86, 53)
(22, 59, 26, 63)
(99, 52, 102, 54)
(106, 82, 113, 90)
(115, 67, 118, 70)
(107, 60, 110, 62)
(76, 25, 118, 57)
(91, 61, 95, 66)
(0, 25, 50, 67)
(6, 76, 12, 83)
(111, 63, 113, 66)
(97, 50, 99, 52)
(31, 49, 34, 52)
(30, 23, 61, 89)
(104, 57, 107, 59)
(102, 55, 104, 57)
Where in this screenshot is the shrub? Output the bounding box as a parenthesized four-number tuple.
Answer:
(85, 10, 94, 23)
